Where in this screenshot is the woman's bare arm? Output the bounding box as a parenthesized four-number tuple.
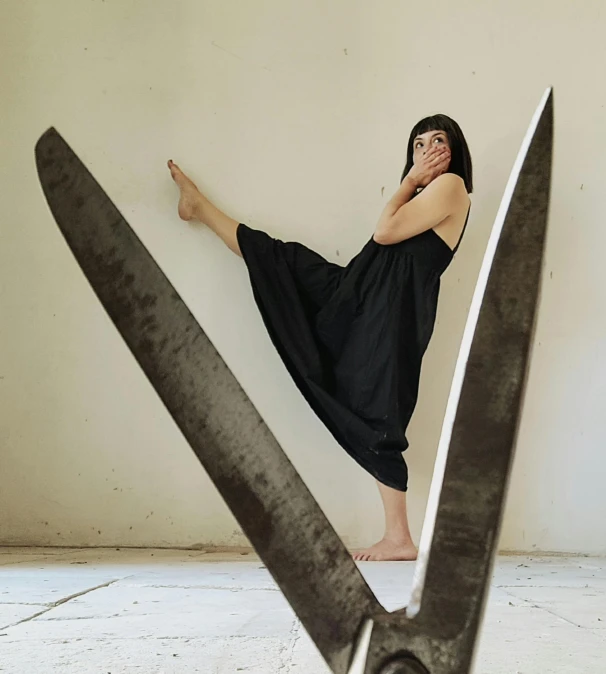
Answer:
(373, 173, 468, 246)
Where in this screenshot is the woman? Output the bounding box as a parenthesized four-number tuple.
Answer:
(168, 114, 473, 562)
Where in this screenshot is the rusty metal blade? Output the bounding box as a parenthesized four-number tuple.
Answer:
(35, 128, 383, 674)
(361, 88, 554, 673)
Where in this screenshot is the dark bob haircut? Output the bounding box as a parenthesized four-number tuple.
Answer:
(401, 114, 473, 193)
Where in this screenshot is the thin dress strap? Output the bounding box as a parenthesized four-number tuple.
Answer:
(452, 205, 471, 255)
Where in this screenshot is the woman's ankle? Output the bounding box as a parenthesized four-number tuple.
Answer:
(384, 531, 415, 547)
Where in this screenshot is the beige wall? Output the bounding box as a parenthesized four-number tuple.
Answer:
(1, 0, 604, 553)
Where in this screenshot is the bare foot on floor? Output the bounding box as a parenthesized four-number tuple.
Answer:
(167, 160, 202, 222)
(352, 539, 418, 562)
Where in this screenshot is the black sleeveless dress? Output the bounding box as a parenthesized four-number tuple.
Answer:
(236, 215, 468, 492)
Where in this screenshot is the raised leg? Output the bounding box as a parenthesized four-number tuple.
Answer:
(352, 481, 418, 562)
(168, 160, 242, 256)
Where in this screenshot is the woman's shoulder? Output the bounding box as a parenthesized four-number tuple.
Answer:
(427, 172, 468, 197)
(426, 174, 470, 216)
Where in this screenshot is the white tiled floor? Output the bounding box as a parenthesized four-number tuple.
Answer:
(0, 548, 604, 673)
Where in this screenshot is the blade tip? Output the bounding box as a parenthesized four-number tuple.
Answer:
(35, 127, 61, 159)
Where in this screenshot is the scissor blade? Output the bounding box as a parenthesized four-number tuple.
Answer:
(35, 128, 382, 674)
(363, 89, 553, 673)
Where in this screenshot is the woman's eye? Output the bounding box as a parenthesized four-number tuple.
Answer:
(434, 137, 444, 144)
(415, 142, 423, 149)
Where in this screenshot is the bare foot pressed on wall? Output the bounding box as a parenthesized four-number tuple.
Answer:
(167, 159, 242, 256)
(168, 160, 202, 221)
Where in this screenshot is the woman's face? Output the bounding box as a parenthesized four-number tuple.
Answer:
(412, 129, 451, 166)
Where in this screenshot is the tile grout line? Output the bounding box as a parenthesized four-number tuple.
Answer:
(0, 602, 48, 607)
(277, 618, 301, 673)
(287, 620, 303, 673)
(0, 577, 129, 632)
(498, 586, 586, 630)
(125, 584, 280, 591)
(493, 583, 602, 590)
